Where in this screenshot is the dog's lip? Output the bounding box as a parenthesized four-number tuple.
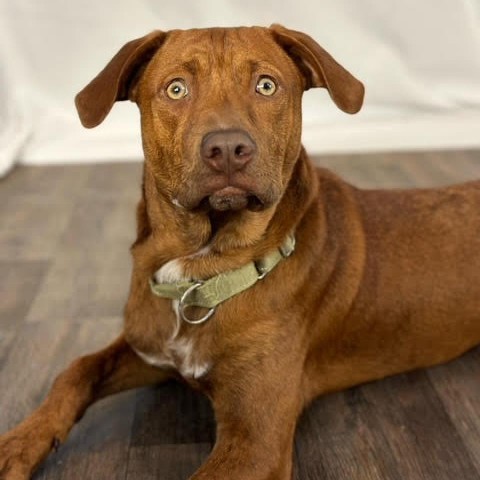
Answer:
(207, 186, 262, 212)
(177, 173, 276, 212)
(213, 186, 246, 197)
(179, 176, 269, 212)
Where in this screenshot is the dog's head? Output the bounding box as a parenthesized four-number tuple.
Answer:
(76, 25, 363, 241)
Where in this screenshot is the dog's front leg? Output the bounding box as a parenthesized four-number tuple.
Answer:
(0, 335, 170, 480)
(191, 356, 303, 480)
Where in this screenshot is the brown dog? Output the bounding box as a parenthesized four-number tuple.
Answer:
(1, 24, 480, 480)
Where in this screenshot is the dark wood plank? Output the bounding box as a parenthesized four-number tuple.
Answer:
(34, 390, 137, 480)
(359, 371, 478, 480)
(0, 320, 73, 430)
(25, 195, 136, 323)
(0, 260, 50, 369)
(81, 162, 142, 202)
(0, 196, 75, 262)
(400, 154, 455, 187)
(0, 165, 92, 262)
(0, 317, 122, 429)
(463, 150, 480, 176)
(294, 389, 400, 480)
(126, 443, 211, 480)
(0, 329, 16, 373)
(131, 383, 215, 446)
(0, 317, 127, 480)
(421, 151, 475, 184)
(20, 163, 140, 323)
(314, 149, 480, 189)
(0, 165, 91, 202)
(0, 260, 49, 328)
(429, 347, 480, 473)
(314, 153, 385, 188)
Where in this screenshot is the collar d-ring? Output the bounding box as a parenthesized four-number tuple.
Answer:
(178, 281, 216, 324)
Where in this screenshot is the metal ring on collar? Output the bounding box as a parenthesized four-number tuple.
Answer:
(179, 281, 216, 325)
(255, 261, 268, 280)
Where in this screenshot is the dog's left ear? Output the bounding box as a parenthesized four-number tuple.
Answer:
(270, 24, 364, 114)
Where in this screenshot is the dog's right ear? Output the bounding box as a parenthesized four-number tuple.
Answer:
(75, 31, 166, 128)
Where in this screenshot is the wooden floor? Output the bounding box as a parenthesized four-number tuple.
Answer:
(1, 150, 479, 480)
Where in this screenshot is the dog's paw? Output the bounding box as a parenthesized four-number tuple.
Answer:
(0, 432, 33, 480)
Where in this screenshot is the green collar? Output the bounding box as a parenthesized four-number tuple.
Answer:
(149, 234, 296, 324)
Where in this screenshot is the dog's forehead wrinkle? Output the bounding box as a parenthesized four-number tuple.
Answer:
(181, 58, 200, 75)
(163, 28, 282, 77)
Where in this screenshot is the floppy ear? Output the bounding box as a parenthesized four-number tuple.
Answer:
(270, 24, 364, 114)
(75, 30, 166, 128)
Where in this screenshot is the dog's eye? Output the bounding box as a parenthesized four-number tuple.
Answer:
(166, 79, 188, 100)
(256, 76, 277, 96)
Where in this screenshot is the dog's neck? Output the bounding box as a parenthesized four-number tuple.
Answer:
(131, 148, 319, 280)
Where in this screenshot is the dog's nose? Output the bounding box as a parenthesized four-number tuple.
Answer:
(201, 130, 256, 173)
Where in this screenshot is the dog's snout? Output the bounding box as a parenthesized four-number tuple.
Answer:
(201, 130, 256, 173)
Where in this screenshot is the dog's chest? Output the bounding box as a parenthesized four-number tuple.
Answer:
(135, 337, 210, 380)
(134, 258, 211, 380)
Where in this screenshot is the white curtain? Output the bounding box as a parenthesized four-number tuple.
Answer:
(1, 0, 480, 174)
(0, 9, 31, 176)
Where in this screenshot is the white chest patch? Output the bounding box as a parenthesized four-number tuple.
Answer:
(154, 258, 186, 283)
(134, 340, 210, 380)
(171, 338, 211, 379)
(134, 348, 175, 369)
(153, 258, 185, 331)
(135, 256, 211, 379)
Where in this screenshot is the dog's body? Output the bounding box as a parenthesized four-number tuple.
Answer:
(1, 25, 479, 480)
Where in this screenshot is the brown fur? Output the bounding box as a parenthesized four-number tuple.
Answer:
(1, 25, 479, 480)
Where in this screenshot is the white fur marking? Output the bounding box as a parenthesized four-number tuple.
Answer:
(173, 338, 193, 364)
(190, 245, 211, 257)
(133, 348, 174, 369)
(154, 259, 186, 283)
(134, 327, 210, 380)
(172, 338, 210, 379)
(190, 362, 210, 379)
(148, 255, 211, 379)
(154, 259, 185, 330)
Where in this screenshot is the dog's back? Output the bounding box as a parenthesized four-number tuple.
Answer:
(302, 173, 480, 398)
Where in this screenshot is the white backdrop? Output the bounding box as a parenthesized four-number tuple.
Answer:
(1, 0, 480, 175)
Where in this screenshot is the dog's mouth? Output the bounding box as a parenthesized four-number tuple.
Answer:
(204, 186, 265, 212)
(177, 175, 278, 213)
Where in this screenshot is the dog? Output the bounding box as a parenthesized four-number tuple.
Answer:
(1, 24, 480, 480)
